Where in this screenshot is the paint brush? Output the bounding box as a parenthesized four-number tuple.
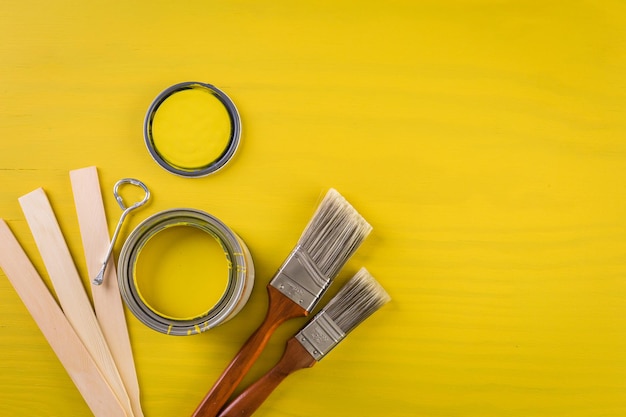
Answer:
(217, 268, 391, 417)
(192, 189, 372, 417)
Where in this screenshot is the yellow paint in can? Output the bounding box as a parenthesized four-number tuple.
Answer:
(133, 225, 229, 320)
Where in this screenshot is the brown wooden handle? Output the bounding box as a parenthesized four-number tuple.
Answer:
(192, 286, 308, 417)
(217, 338, 317, 417)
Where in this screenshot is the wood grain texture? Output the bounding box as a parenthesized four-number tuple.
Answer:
(18, 188, 135, 417)
(1, 1, 626, 417)
(193, 286, 308, 417)
(0, 220, 128, 417)
(70, 166, 144, 417)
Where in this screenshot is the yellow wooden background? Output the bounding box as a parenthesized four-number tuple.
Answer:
(1, 1, 626, 416)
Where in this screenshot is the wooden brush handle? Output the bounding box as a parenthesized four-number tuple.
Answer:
(218, 337, 317, 417)
(192, 286, 307, 417)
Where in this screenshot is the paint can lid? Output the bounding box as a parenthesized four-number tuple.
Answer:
(143, 82, 241, 177)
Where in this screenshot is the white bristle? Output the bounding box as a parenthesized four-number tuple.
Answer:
(322, 267, 391, 334)
(297, 189, 372, 278)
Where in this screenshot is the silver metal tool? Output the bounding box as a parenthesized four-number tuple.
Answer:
(93, 178, 150, 285)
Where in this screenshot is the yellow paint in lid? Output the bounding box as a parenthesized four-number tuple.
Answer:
(144, 82, 241, 177)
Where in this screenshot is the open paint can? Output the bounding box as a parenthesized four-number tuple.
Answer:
(117, 208, 254, 335)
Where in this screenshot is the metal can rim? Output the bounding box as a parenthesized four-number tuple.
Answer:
(118, 208, 254, 335)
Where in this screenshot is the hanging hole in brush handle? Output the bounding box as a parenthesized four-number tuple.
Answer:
(92, 178, 150, 285)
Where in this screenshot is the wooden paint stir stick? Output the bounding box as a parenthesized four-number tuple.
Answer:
(19, 188, 135, 417)
(70, 167, 145, 417)
(0, 220, 128, 417)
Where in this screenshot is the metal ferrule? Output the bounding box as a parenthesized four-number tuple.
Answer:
(296, 311, 346, 361)
(269, 245, 331, 312)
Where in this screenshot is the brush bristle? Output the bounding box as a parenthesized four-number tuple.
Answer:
(297, 189, 372, 278)
(322, 267, 391, 334)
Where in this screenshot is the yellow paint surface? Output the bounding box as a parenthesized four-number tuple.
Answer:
(151, 86, 232, 170)
(133, 225, 229, 320)
(1, 1, 626, 417)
